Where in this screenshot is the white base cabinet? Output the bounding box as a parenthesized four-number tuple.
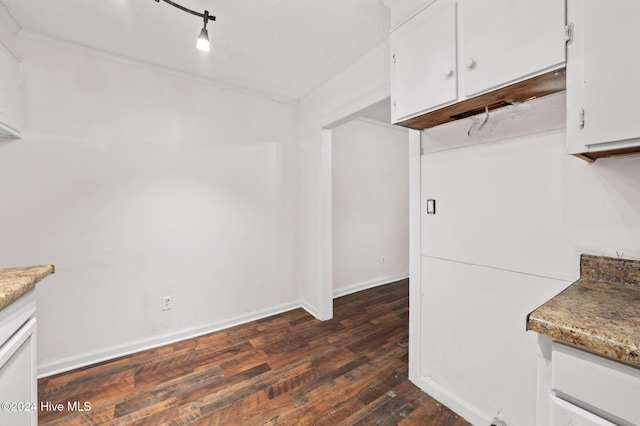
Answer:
(536, 336, 640, 426)
(0, 291, 37, 426)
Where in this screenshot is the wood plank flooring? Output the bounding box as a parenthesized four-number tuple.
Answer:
(38, 280, 470, 425)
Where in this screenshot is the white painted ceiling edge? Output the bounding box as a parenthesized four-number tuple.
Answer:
(0, 3, 17, 35)
(0, 0, 391, 102)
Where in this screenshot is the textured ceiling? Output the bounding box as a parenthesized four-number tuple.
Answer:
(0, 0, 390, 101)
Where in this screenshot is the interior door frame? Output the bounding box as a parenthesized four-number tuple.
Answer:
(318, 84, 421, 383)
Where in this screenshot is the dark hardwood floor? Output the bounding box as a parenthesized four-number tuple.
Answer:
(38, 280, 470, 425)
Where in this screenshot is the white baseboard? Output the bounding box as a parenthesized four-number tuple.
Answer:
(332, 272, 409, 299)
(417, 376, 493, 425)
(299, 299, 320, 319)
(38, 300, 315, 378)
(37, 277, 409, 378)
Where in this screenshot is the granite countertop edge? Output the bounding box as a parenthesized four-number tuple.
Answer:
(528, 254, 640, 367)
(0, 265, 55, 312)
(528, 292, 640, 366)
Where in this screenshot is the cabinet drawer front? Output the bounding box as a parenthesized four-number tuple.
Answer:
(551, 395, 616, 426)
(552, 342, 640, 425)
(0, 291, 35, 349)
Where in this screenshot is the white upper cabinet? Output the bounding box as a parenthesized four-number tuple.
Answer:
(463, 0, 566, 97)
(390, 0, 566, 124)
(567, 0, 640, 160)
(391, 2, 457, 121)
(0, 41, 23, 138)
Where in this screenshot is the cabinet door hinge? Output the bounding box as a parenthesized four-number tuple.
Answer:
(393, 100, 397, 111)
(565, 23, 574, 44)
(578, 108, 585, 129)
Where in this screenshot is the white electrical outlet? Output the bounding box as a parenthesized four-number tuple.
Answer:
(381, 256, 386, 264)
(161, 295, 172, 311)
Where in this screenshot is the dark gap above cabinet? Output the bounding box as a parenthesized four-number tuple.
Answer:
(397, 68, 566, 130)
(449, 101, 511, 120)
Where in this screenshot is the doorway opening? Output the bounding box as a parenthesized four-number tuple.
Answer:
(331, 106, 410, 299)
(318, 89, 421, 382)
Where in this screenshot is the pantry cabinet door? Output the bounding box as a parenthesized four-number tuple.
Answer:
(391, 1, 458, 122)
(462, 0, 565, 97)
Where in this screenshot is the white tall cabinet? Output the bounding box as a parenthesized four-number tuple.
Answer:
(567, 0, 640, 160)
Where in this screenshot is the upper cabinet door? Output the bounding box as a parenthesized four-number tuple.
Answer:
(391, 1, 458, 122)
(566, 0, 640, 159)
(0, 42, 22, 138)
(462, 0, 566, 97)
(582, 1, 640, 146)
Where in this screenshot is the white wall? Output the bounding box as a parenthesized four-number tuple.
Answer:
(9, 9, 637, 426)
(0, 34, 299, 374)
(420, 126, 640, 425)
(332, 119, 409, 295)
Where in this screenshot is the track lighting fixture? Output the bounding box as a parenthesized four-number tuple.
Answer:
(154, 0, 216, 52)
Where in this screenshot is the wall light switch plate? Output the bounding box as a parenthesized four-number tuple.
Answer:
(426, 199, 436, 214)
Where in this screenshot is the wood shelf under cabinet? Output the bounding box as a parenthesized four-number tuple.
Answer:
(397, 68, 566, 131)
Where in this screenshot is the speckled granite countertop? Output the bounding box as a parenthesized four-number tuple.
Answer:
(0, 265, 55, 312)
(528, 255, 640, 366)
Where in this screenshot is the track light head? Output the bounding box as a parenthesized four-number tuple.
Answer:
(197, 28, 210, 51)
(155, 0, 216, 52)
